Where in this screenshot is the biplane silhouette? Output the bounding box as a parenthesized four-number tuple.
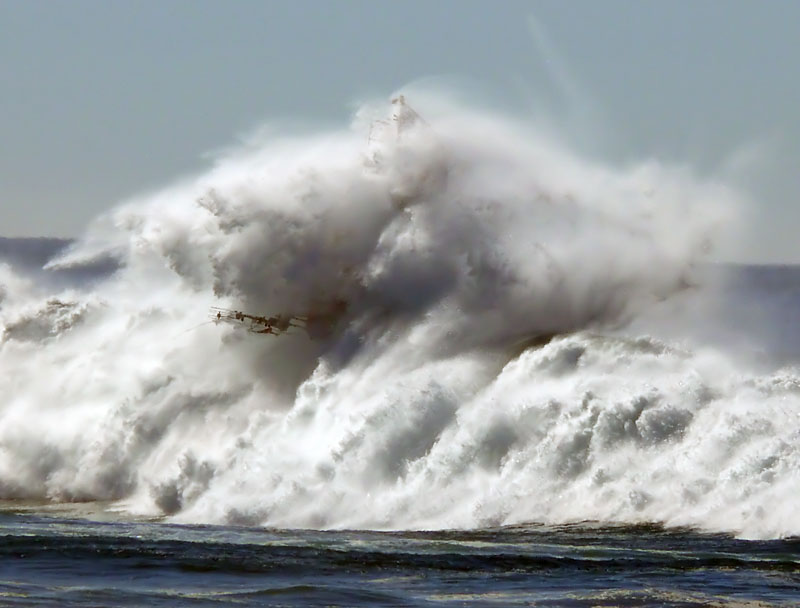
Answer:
(210, 299, 348, 340)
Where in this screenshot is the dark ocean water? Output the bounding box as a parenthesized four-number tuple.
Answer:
(1, 510, 798, 607)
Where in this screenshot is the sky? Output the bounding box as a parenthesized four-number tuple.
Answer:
(1, 0, 798, 262)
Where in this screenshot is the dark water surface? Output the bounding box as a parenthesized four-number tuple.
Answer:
(1, 511, 798, 607)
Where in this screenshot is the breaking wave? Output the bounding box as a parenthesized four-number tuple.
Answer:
(1, 93, 797, 539)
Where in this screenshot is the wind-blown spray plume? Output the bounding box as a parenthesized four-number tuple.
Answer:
(1, 94, 797, 539)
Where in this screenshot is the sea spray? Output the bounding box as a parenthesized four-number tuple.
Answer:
(1, 93, 796, 539)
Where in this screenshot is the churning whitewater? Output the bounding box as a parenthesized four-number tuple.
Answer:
(0, 95, 797, 539)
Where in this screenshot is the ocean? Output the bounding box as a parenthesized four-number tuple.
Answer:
(0, 95, 798, 605)
(2, 512, 798, 606)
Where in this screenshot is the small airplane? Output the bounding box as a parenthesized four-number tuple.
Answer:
(210, 299, 348, 340)
(210, 308, 303, 335)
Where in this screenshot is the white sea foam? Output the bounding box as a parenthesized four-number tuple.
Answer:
(1, 93, 797, 539)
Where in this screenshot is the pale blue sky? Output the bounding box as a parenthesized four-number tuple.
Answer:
(1, 1, 798, 261)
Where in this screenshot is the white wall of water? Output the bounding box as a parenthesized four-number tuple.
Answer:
(1, 94, 796, 539)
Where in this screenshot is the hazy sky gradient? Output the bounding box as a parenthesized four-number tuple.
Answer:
(1, 0, 798, 261)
